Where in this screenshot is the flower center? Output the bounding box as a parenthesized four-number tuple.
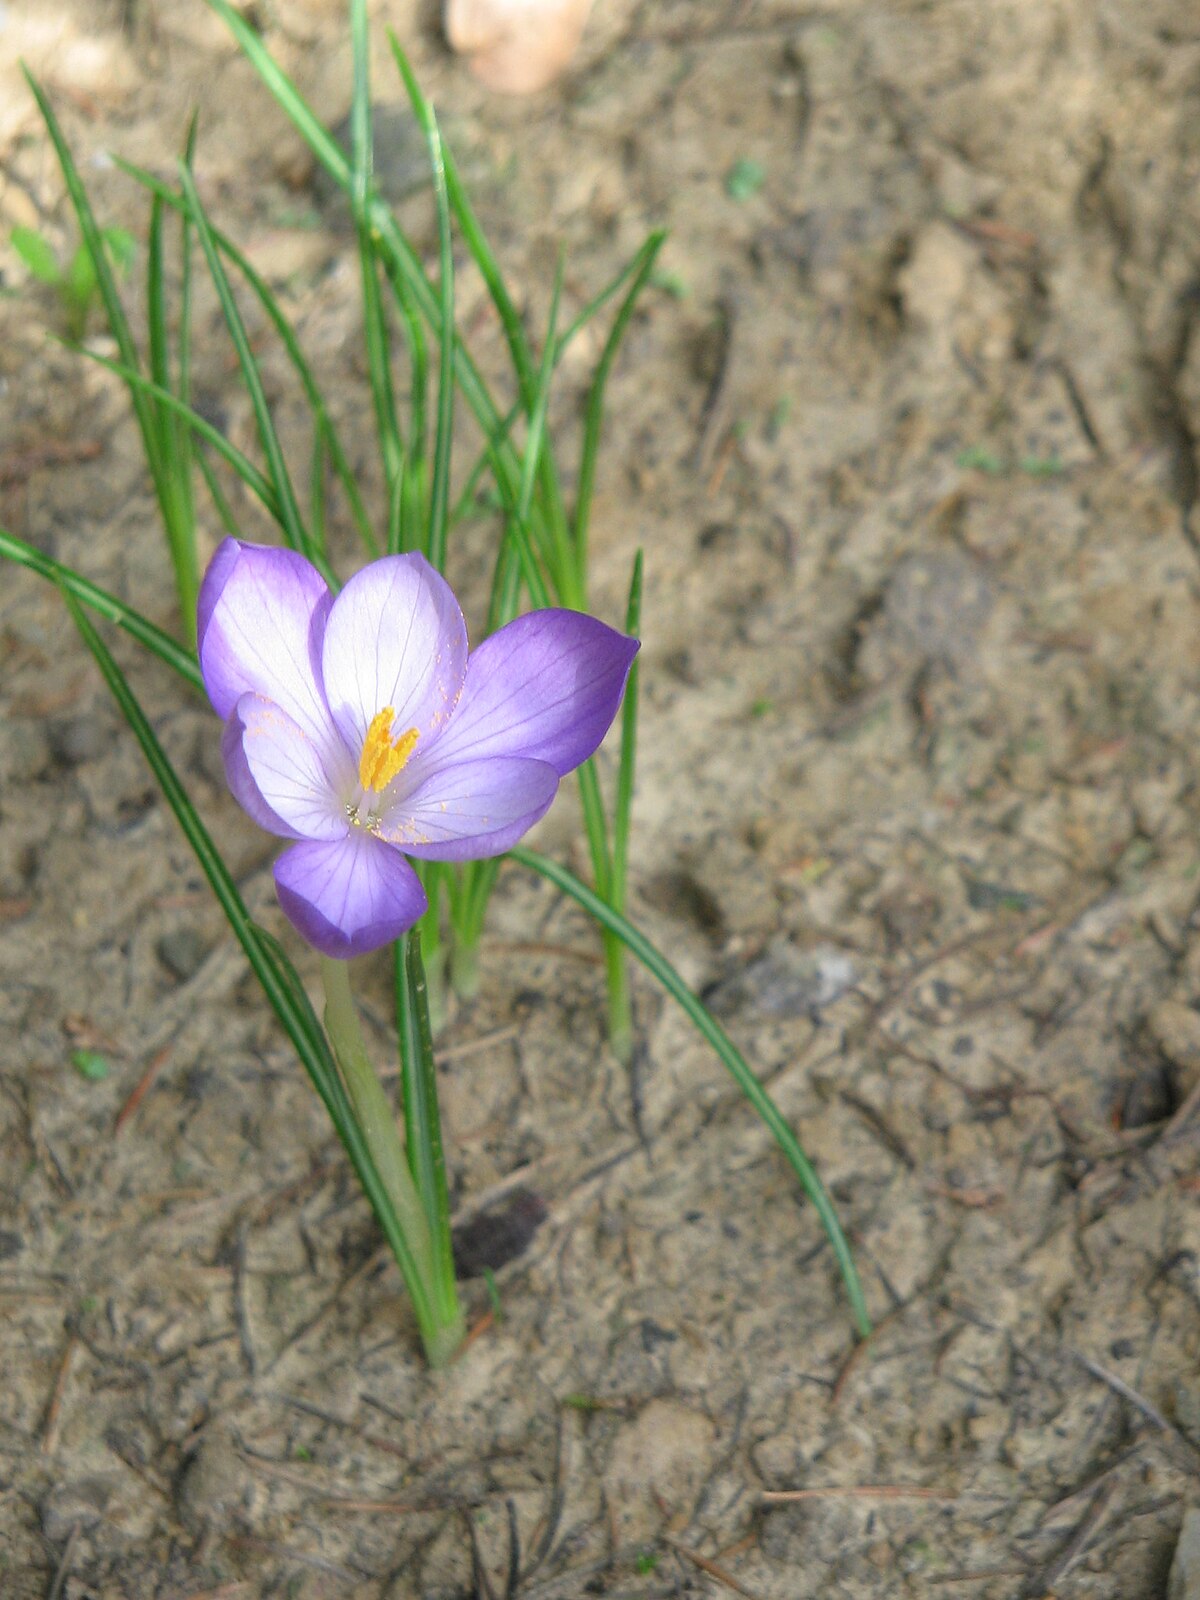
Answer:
(358, 707, 419, 794)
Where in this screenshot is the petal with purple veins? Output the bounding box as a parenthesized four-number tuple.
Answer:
(224, 693, 352, 842)
(378, 755, 559, 861)
(321, 554, 468, 757)
(198, 539, 338, 751)
(426, 609, 638, 776)
(273, 833, 428, 959)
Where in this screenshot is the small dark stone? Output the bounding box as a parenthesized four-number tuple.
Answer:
(1121, 1062, 1176, 1130)
(1110, 1338, 1136, 1359)
(640, 1318, 678, 1352)
(313, 104, 487, 219)
(642, 869, 725, 940)
(0, 1230, 21, 1260)
(156, 928, 210, 983)
(182, 1064, 214, 1102)
(48, 715, 107, 767)
(452, 1188, 546, 1278)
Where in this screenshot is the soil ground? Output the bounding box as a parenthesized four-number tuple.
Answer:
(3, 1, 1200, 1595)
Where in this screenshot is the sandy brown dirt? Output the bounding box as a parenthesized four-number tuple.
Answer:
(4, 0, 1200, 1595)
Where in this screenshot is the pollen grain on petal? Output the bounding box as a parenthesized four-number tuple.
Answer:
(358, 707, 419, 792)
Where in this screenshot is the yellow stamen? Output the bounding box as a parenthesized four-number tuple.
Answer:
(358, 707, 419, 792)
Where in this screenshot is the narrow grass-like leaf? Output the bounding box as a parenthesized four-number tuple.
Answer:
(196, 446, 245, 542)
(395, 932, 457, 1322)
(612, 550, 642, 915)
(147, 193, 171, 458)
(75, 348, 283, 525)
(509, 846, 872, 1339)
(310, 419, 328, 554)
(557, 230, 667, 358)
(0, 525, 201, 690)
(22, 68, 197, 634)
(574, 233, 664, 579)
(60, 587, 438, 1338)
(421, 106, 455, 574)
(388, 37, 534, 406)
(203, 2, 524, 516)
(147, 188, 200, 631)
(349, 0, 404, 528)
(116, 155, 379, 557)
(177, 161, 313, 564)
(361, 242, 405, 535)
(384, 262, 427, 555)
(448, 400, 521, 532)
(520, 256, 569, 595)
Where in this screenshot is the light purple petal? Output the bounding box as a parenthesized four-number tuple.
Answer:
(321, 554, 468, 759)
(273, 834, 428, 959)
(198, 539, 339, 752)
(223, 693, 351, 842)
(377, 756, 559, 861)
(426, 610, 639, 777)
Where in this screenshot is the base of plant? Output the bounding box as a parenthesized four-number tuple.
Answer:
(422, 1303, 467, 1369)
(449, 938, 482, 1002)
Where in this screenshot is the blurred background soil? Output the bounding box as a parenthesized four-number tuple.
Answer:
(3, 1, 1200, 1594)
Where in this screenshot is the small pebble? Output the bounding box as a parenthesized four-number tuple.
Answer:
(156, 928, 210, 983)
(48, 715, 108, 767)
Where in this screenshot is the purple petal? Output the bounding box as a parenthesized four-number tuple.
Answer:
(273, 834, 428, 958)
(378, 756, 559, 861)
(223, 693, 352, 842)
(321, 554, 468, 758)
(426, 610, 638, 777)
(198, 539, 339, 752)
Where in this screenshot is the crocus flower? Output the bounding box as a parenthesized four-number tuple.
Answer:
(197, 539, 638, 959)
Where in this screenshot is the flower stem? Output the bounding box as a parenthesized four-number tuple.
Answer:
(604, 933, 634, 1066)
(396, 934, 462, 1337)
(320, 954, 463, 1365)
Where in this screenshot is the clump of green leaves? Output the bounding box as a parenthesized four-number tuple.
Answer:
(11, 223, 135, 343)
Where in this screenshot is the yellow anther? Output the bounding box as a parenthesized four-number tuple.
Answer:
(358, 707, 419, 792)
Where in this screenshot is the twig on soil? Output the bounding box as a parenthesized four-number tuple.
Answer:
(1070, 1349, 1200, 1470)
(438, 1023, 521, 1063)
(760, 1484, 971, 1504)
(466, 1507, 501, 1600)
(1018, 1478, 1115, 1598)
(40, 1335, 78, 1455)
(175, 1585, 253, 1600)
(226, 1531, 375, 1582)
(232, 1223, 257, 1377)
(113, 1042, 173, 1132)
(693, 294, 739, 477)
(260, 1241, 387, 1376)
(277, 1391, 417, 1464)
(45, 1521, 80, 1600)
(837, 1089, 916, 1168)
(923, 1179, 1005, 1209)
(457, 1307, 495, 1356)
(521, 1409, 567, 1584)
(664, 1535, 761, 1598)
